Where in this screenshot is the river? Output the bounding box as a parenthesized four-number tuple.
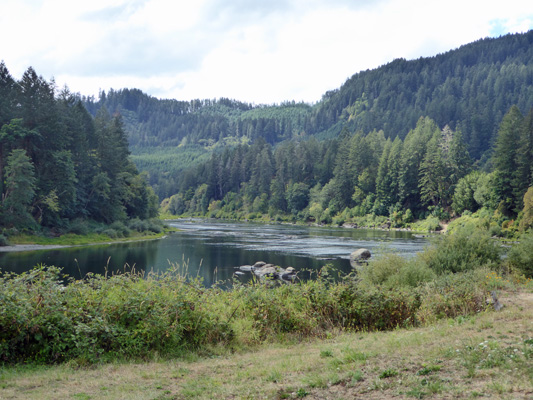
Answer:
(0, 220, 429, 286)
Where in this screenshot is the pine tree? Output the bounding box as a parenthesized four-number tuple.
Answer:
(513, 108, 533, 210)
(492, 105, 524, 215)
(1, 149, 36, 228)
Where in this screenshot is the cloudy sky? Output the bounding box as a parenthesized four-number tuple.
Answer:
(1, 0, 532, 104)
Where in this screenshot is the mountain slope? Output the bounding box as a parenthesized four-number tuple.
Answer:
(83, 30, 533, 197)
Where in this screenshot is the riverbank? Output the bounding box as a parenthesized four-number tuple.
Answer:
(0, 229, 176, 253)
(2, 288, 531, 400)
(165, 210, 450, 235)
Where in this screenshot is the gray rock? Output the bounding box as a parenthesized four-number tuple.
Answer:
(491, 291, 503, 311)
(350, 248, 371, 267)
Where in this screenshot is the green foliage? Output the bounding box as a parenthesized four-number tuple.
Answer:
(507, 231, 533, 277)
(0, 234, 9, 246)
(453, 171, 483, 214)
(0, 253, 498, 365)
(0, 266, 232, 364)
(0, 65, 160, 233)
(418, 225, 501, 274)
(416, 268, 491, 324)
(1, 149, 36, 229)
(518, 187, 533, 232)
(492, 106, 524, 215)
(357, 253, 435, 289)
(413, 216, 441, 232)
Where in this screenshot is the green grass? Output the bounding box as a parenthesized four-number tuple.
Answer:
(9, 229, 172, 246)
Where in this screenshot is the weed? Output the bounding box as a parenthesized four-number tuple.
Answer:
(416, 365, 441, 376)
(342, 349, 369, 363)
(379, 368, 399, 379)
(266, 370, 282, 383)
(320, 349, 334, 358)
(347, 369, 364, 385)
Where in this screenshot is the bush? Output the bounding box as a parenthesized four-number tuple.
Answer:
(0, 234, 9, 246)
(418, 216, 441, 232)
(102, 228, 119, 239)
(418, 225, 501, 274)
(416, 268, 490, 324)
(128, 218, 164, 234)
(507, 232, 533, 278)
(67, 219, 90, 235)
(0, 266, 233, 364)
(110, 221, 131, 237)
(358, 254, 435, 289)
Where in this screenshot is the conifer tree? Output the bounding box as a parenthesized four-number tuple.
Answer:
(492, 105, 524, 214)
(1, 149, 36, 228)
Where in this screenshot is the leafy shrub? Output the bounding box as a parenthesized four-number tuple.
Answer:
(0, 234, 9, 246)
(0, 266, 232, 364)
(128, 218, 164, 234)
(507, 232, 533, 277)
(417, 216, 441, 232)
(417, 268, 490, 323)
(416, 268, 490, 324)
(101, 228, 119, 239)
(67, 219, 90, 235)
(110, 221, 131, 237)
(418, 225, 501, 274)
(358, 254, 435, 289)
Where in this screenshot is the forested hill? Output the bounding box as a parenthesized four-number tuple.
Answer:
(84, 30, 533, 163)
(312, 30, 533, 159)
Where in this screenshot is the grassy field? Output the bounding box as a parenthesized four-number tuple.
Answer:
(1, 288, 531, 400)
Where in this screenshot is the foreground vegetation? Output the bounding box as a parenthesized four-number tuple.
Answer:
(1, 288, 531, 399)
(2, 226, 532, 366)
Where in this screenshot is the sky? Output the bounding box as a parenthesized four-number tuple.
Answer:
(1, 0, 533, 105)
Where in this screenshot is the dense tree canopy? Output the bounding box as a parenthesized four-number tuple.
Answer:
(86, 31, 533, 199)
(0, 62, 158, 231)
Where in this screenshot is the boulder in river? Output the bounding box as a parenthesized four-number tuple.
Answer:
(236, 262, 297, 284)
(350, 248, 371, 267)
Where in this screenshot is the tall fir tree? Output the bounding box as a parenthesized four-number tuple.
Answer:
(492, 105, 524, 215)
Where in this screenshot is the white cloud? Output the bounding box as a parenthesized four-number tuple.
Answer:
(1, 0, 532, 103)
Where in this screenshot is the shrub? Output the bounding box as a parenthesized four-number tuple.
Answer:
(416, 268, 490, 324)
(0, 266, 233, 364)
(418, 225, 501, 275)
(67, 219, 90, 235)
(358, 254, 435, 289)
(110, 221, 131, 237)
(128, 218, 164, 234)
(419, 216, 441, 232)
(0, 234, 9, 246)
(507, 232, 533, 278)
(102, 228, 119, 239)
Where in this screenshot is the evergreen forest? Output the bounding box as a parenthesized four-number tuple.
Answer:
(80, 31, 533, 229)
(0, 63, 159, 235)
(2, 30, 533, 235)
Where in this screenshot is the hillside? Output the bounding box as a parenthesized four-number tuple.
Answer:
(83, 31, 533, 199)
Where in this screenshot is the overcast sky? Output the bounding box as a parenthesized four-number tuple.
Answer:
(1, 0, 532, 104)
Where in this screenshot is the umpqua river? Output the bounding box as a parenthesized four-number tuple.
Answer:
(0, 220, 430, 286)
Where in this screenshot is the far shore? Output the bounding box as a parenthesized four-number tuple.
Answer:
(0, 235, 169, 253)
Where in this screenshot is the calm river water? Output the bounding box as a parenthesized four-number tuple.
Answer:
(0, 220, 429, 286)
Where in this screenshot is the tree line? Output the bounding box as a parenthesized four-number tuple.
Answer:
(0, 62, 158, 232)
(86, 31, 533, 200)
(164, 106, 533, 227)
